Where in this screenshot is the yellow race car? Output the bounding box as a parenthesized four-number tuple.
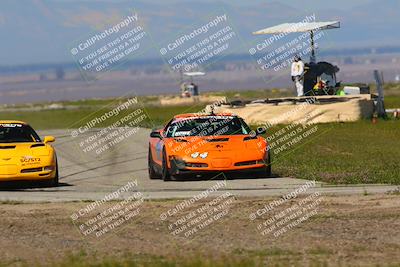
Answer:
(0, 121, 58, 186)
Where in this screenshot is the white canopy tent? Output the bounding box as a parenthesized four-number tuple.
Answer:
(183, 72, 206, 77)
(182, 71, 206, 84)
(253, 21, 340, 62)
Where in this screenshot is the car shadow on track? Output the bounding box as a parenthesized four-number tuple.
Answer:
(168, 172, 280, 182)
(0, 181, 72, 191)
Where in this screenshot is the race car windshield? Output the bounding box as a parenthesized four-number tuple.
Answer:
(0, 124, 41, 143)
(165, 117, 252, 137)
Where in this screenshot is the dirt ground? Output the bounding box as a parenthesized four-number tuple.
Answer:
(0, 194, 399, 266)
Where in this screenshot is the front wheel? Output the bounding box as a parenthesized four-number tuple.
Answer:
(256, 150, 272, 178)
(265, 150, 272, 177)
(162, 148, 171, 181)
(45, 161, 59, 187)
(148, 147, 161, 179)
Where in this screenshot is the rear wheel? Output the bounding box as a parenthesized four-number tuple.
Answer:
(162, 148, 171, 181)
(148, 147, 161, 179)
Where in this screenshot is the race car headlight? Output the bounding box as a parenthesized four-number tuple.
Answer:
(191, 152, 200, 158)
(199, 152, 208, 159)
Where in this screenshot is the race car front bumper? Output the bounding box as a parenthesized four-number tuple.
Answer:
(0, 165, 57, 182)
(169, 158, 269, 179)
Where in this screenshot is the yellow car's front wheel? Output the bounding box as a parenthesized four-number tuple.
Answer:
(45, 160, 59, 187)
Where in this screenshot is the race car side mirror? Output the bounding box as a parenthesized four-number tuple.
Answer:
(44, 136, 55, 143)
(256, 127, 267, 135)
(150, 131, 163, 139)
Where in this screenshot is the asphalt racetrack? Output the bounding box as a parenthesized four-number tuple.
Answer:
(0, 128, 397, 202)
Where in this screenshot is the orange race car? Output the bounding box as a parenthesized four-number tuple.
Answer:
(148, 113, 271, 181)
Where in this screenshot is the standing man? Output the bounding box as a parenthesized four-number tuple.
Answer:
(291, 55, 305, 96)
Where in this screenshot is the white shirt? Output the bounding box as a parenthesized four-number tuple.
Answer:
(291, 61, 304, 76)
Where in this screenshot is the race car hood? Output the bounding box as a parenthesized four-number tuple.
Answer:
(0, 143, 52, 162)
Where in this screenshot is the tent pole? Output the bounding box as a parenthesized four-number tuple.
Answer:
(310, 30, 316, 63)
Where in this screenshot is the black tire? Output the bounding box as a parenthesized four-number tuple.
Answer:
(161, 148, 171, 181)
(148, 147, 161, 179)
(53, 164, 59, 186)
(256, 150, 272, 178)
(265, 150, 272, 177)
(45, 160, 59, 187)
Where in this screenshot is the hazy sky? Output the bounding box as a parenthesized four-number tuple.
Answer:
(1, 0, 397, 65)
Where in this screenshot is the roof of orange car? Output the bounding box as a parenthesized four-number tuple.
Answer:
(0, 120, 27, 124)
(174, 113, 235, 119)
